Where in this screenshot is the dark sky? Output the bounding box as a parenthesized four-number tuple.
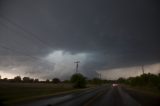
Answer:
(0, 0, 159, 79)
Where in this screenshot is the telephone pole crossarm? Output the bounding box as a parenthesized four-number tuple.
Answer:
(142, 65, 144, 75)
(74, 61, 80, 73)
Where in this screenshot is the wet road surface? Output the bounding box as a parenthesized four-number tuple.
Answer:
(17, 85, 160, 106)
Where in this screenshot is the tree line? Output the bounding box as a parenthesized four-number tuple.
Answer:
(0, 74, 107, 88)
(0, 76, 61, 84)
(1, 73, 159, 89)
(117, 73, 160, 90)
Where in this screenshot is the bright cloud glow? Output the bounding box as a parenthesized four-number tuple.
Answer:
(0, 70, 17, 79)
(0, 50, 89, 80)
(44, 50, 88, 79)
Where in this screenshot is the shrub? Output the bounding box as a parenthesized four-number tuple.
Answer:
(52, 78, 61, 84)
(70, 73, 86, 88)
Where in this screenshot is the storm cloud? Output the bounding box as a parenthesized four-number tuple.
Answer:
(0, 0, 159, 79)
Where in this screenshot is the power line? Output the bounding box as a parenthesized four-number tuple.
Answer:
(0, 15, 55, 73)
(0, 15, 54, 50)
(74, 61, 80, 73)
(141, 65, 144, 75)
(0, 43, 53, 67)
(0, 19, 49, 53)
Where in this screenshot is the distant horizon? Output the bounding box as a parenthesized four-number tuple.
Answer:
(0, 62, 160, 81)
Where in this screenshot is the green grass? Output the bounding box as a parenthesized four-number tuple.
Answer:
(122, 84, 160, 96)
(0, 82, 75, 105)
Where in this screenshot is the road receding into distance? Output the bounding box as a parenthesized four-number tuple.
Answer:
(17, 85, 160, 106)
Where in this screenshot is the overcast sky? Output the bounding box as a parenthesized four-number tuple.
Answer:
(0, 0, 159, 80)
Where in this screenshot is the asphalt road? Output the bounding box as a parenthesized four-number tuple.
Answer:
(17, 85, 160, 106)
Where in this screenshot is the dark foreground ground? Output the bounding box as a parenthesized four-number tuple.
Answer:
(13, 85, 160, 106)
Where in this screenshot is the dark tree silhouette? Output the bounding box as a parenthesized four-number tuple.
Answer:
(70, 73, 86, 88)
(23, 77, 30, 82)
(14, 76, 21, 82)
(46, 79, 50, 83)
(116, 73, 160, 90)
(23, 77, 34, 83)
(52, 78, 61, 84)
(91, 78, 103, 85)
(34, 79, 39, 83)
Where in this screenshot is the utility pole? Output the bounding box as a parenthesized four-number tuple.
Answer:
(99, 73, 101, 79)
(141, 65, 144, 75)
(74, 61, 80, 73)
(97, 73, 101, 79)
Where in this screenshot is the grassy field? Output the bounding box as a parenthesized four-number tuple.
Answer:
(122, 84, 160, 96)
(0, 82, 75, 105)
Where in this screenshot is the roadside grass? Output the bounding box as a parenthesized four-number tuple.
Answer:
(122, 84, 160, 96)
(0, 82, 75, 105)
(0, 82, 97, 105)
